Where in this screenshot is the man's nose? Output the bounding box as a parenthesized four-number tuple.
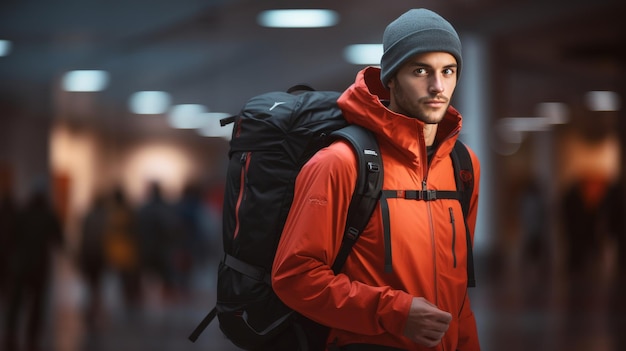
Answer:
(429, 75, 444, 94)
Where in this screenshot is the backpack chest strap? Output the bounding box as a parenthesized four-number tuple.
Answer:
(382, 189, 461, 201)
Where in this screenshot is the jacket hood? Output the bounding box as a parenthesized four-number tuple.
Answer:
(338, 66, 463, 165)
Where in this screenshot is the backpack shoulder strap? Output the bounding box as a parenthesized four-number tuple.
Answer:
(450, 140, 476, 287)
(451, 141, 473, 216)
(329, 125, 383, 274)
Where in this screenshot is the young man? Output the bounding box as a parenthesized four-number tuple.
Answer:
(272, 8, 481, 351)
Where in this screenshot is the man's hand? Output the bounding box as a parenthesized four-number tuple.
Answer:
(403, 297, 452, 347)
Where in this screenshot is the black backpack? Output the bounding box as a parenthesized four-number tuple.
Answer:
(188, 85, 476, 350)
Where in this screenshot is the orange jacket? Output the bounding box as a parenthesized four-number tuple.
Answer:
(272, 66, 481, 351)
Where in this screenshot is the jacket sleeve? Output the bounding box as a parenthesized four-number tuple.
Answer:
(271, 141, 413, 337)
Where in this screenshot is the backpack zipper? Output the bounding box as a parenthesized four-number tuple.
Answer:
(233, 152, 251, 239)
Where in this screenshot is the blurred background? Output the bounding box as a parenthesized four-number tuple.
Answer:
(1, 0, 625, 350)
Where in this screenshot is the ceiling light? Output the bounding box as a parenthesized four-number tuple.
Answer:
(129, 91, 171, 114)
(584, 90, 621, 112)
(498, 117, 553, 133)
(257, 9, 339, 28)
(0, 40, 12, 57)
(167, 104, 207, 129)
(343, 44, 383, 65)
(535, 102, 569, 124)
(62, 70, 109, 92)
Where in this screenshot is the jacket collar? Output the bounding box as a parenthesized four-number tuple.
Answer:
(338, 66, 463, 165)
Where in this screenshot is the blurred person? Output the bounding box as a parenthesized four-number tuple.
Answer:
(271, 8, 481, 351)
(173, 183, 212, 295)
(136, 181, 180, 301)
(606, 180, 626, 350)
(0, 191, 17, 300)
(560, 173, 612, 277)
(519, 179, 550, 279)
(204, 178, 225, 258)
(606, 180, 626, 276)
(103, 187, 141, 309)
(4, 182, 64, 351)
(77, 193, 108, 331)
(559, 173, 617, 350)
(0, 166, 15, 300)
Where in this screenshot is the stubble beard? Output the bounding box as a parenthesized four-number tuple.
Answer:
(390, 79, 450, 124)
(414, 97, 450, 124)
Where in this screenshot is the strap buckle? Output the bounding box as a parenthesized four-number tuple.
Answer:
(421, 190, 437, 201)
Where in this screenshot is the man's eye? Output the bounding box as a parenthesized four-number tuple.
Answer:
(443, 68, 454, 75)
(415, 68, 427, 75)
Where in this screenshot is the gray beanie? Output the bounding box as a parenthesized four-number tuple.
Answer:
(380, 9, 462, 87)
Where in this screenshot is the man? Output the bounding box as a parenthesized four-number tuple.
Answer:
(272, 8, 481, 351)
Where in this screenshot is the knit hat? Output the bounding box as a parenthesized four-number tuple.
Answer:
(380, 9, 462, 87)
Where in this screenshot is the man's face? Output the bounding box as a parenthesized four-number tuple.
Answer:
(387, 52, 458, 124)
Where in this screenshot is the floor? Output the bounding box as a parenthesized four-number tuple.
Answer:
(2, 246, 625, 351)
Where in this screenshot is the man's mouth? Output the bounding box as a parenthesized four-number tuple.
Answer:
(423, 99, 447, 108)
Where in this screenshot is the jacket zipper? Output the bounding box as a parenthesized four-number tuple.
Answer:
(449, 207, 457, 268)
(424, 179, 438, 305)
(417, 126, 438, 306)
(423, 127, 460, 351)
(233, 152, 251, 239)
